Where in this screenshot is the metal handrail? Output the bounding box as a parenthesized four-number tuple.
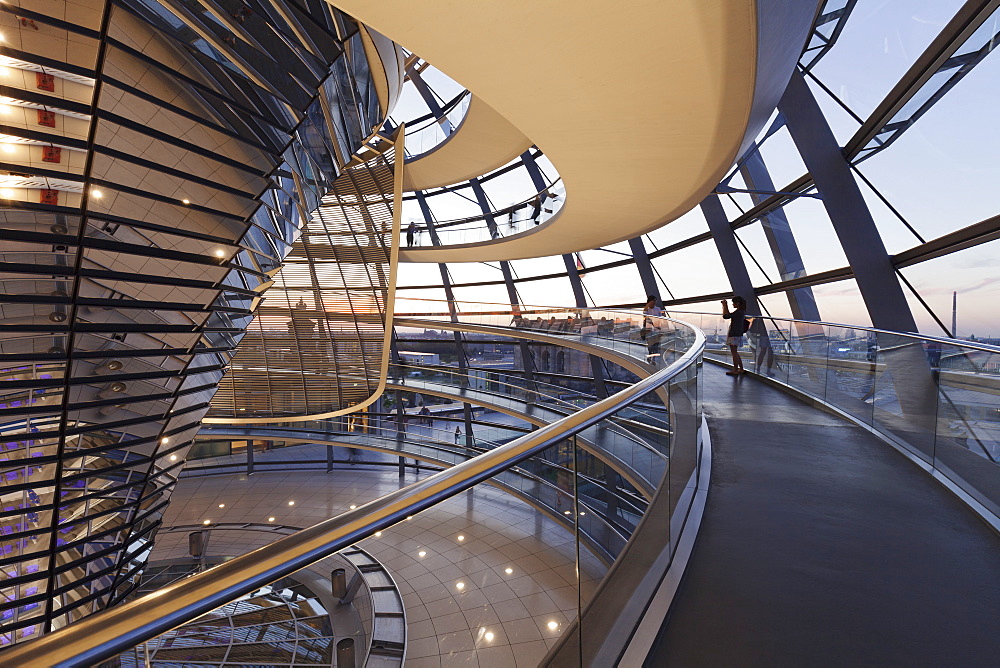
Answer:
(395, 297, 1000, 356)
(0, 320, 705, 668)
(400, 90, 470, 134)
(664, 309, 1000, 354)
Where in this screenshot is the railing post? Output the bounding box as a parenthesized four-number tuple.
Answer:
(247, 443, 254, 475)
(326, 444, 334, 473)
(331, 568, 347, 599)
(336, 638, 356, 668)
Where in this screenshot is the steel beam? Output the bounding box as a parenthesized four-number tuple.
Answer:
(739, 143, 821, 321)
(469, 178, 501, 240)
(563, 254, 609, 398)
(700, 195, 757, 308)
(779, 70, 917, 333)
(628, 237, 662, 304)
(414, 190, 468, 379)
(702, 194, 777, 373)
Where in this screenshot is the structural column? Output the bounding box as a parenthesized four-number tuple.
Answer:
(563, 254, 609, 398)
(407, 64, 454, 134)
(414, 190, 468, 380)
(700, 195, 757, 309)
(779, 70, 916, 332)
(628, 237, 661, 305)
(780, 70, 936, 450)
(738, 142, 821, 321)
(499, 261, 539, 401)
(521, 148, 609, 398)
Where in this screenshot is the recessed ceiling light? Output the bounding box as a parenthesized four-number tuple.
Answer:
(214, 249, 225, 257)
(161, 437, 169, 445)
(268, 517, 275, 522)
(202, 519, 210, 525)
(91, 189, 103, 198)
(349, 504, 356, 510)
(287, 500, 294, 506)
(547, 621, 559, 630)
(182, 198, 190, 204)
(504, 568, 513, 575)
(218, 503, 225, 508)
(169, 454, 177, 461)
(418, 551, 426, 557)
(457, 535, 465, 541)
(484, 631, 495, 641)
(374, 531, 382, 537)
(455, 582, 465, 590)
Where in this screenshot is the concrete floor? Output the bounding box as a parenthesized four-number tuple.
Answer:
(646, 365, 1000, 667)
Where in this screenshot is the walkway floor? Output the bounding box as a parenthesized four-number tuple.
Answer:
(646, 364, 1000, 666)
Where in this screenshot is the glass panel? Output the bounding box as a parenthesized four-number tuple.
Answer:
(824, 325, 877, 426)
(871, 332, 938, 463)
(933, 343, 1000, 516)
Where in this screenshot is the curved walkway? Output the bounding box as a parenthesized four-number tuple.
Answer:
(646, 364, 1000, 666)
(394, 317, 656, 377)
(384, 378, 666, 499)
(191, 429, 631, 563)
(342, 0, 819, 261)
(402, 95, 532, 191)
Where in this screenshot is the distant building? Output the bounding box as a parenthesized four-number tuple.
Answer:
(398, 351, 441, 366)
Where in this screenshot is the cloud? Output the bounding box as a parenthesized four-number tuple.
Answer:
(914, 274, 1000, 297)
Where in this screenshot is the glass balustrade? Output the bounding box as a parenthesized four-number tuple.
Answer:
(670, 309, 999, 521)
(1, 305, 705, 667)
(402, 181, 566, 248)
(402, 92, 472, 158)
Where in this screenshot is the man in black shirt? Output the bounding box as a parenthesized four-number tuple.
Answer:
(722, 296, 748, 376)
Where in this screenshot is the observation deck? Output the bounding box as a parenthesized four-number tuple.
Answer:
(3, 306, 998, 666)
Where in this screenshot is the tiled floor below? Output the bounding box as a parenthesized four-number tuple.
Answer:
(153, 468, 606, 667)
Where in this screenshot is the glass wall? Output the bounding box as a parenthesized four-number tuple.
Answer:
(0, 0, 387, 644)
(395, 0, 1000, 343)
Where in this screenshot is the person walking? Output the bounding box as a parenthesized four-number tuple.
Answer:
(722, 296, 748, 376)
(454, 426, 462, 444)
(406, 221, 417, 247)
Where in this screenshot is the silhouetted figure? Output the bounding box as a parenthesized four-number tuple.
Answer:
(643, 295, 662, 364)
(454, 426, 462, 444)
(722, 296, 748, 376)
(406, 221, 417, 247)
